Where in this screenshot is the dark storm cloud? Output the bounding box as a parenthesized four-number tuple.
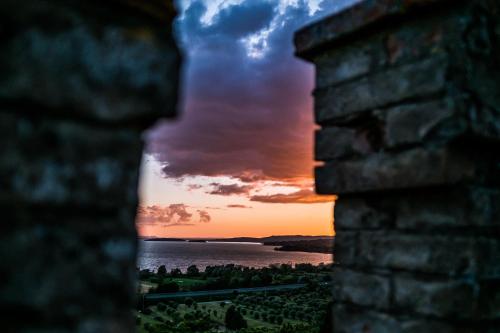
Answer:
(145, 1, 344, 184)
(137, 204, 211, 227)
(207, 183, 253, 196)
(206, 1, 276, 38)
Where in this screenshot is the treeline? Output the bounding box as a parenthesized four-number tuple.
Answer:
(138, 263, 332, 293)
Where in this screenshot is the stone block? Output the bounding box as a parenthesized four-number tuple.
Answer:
(315, 127, 377, 160)
(315, 146, 477, 195)
(384, 99, 466, 147)
(313, 38, 385, 89)
(333, 268, 391, 309)
(334, 197, 392, 230)
(478, 280, 500, 320)
(395, 187, 500, 229)
(394, 275, 475, 318)
(400, 320, 461, 333)
(294, 0, 447, 58)
(0, 0, 181, 125)
(333, 231, 358, 266)
(0, 208, 137, 329)
(314, 57, 448, 124)
(332, 304, 400, 333)
(0, 112, 143, 208)
(358, 232, 500, 277)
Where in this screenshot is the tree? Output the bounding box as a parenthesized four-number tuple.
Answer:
(157, 265, 167, 276)
(156, 302, 167, 311)
(155, 281, 179, 293)
(185, 297, 194, 307)
(170, 268, 182, 277)
(187, 265, 200, 276)
(225, 305, 247, 330)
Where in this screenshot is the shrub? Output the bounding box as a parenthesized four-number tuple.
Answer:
(156, 303, 167, 311)
(225, 305, 248, 330)
(155, 281, 179, 293)
(185, 298, 194, 307)
(187, 265, 200, 276)
(157, 265, 167, 276)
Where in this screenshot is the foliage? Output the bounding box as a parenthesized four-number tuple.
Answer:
(155, 281, 180, 293)
(225, 305, 248, 330)
(157, 265, 167, 276)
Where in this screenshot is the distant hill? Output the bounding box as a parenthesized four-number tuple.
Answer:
(143, 238, 186, 242)
(213, 235, 333, 243)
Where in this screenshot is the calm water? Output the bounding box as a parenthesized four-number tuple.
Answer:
(137, 241, 332, 272)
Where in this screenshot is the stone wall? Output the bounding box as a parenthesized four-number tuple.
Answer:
(295, 0, 500, 332)
(0, 1, 181, 332)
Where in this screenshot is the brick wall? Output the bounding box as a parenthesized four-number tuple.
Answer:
(0, 1, 181, 331)
(295, 0, 500, 332)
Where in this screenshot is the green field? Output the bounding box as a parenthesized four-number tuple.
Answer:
(137, 287, 330, 333)
(137, 264, 332, 332)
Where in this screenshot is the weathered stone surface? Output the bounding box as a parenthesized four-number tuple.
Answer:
(316, 146, 478, 194)
(384, 99, 465, 147)
(332, 304, 400, 333)
(358, 232, 500, 277)
(0, 0, 182, 331)
(400, 320, 460, 333)
(333, 268, 390, 309)
(395, 187, 500, 229)
(0, 0, 181, 125)
(297, 0, 500, 331)
(334, 197, 392, 230)
(294, 0, 446, 58)
(315, 127, 377, 160)
(478, 279, 500, 319)
(314, 57, 448, 124)
(312, 38, 385, 89)
(394, 276, 476, 318)
(0, 206, 137, 331)
(333, 231, 358, 266)
(0, 112, 142, 208)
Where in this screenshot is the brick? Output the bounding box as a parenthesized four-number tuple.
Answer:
(334, 197, 392, 230)
(333, 268, 391, 309)
(384, 99, 465, 147)
(0, 211, 137, 325)
(0, 0, 181, 125)
(313, 38, 385, 89)
(478, 280, 500, 320)
(0, 112, 143, 208)
(394, 276, 475, 318)
(396, 187, 500, 229)
(315, 127, 375, 160)
(400, 320, 460, 333)
(358, 232, 500, 277)
(314, 57, 448, 124)
(334, 231, 358, 266)
(315, 146, 476, 195)
(332, 304, 401, 333)
(294, 0, 446, 58)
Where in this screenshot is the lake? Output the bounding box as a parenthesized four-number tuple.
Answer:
(137, 240, 332, 272)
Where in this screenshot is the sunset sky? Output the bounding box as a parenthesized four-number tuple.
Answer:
(137, 0, 357, 238)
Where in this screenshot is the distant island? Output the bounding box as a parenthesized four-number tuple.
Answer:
(264, 239, 334, 254)
(143, 235, 334, 254)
